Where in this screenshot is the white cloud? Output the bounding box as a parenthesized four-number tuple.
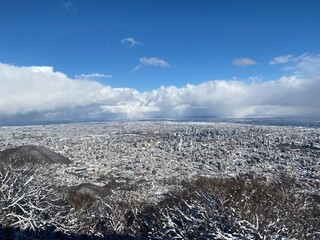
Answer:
(140, 57, 170, 67)
(62, 1, 76, 11)
(75, 73, 112, 79)
(1, 54, 320, 123)
(269, 55, 293, 65)
(132, 65, 142, 73)
(0, 63, 102, 115)
(120, 37, 143, 47)
(294, 54, 320, 77)
(233, 58, 257, 66)
(132, 57, 170, 72)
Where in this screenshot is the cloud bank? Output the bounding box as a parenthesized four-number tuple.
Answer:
(1, 54, 320, 123)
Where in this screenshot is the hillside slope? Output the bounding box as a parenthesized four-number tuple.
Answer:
(0, 145, 72, 166)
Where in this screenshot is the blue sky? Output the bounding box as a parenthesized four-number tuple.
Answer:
(0, 0, 320, 122)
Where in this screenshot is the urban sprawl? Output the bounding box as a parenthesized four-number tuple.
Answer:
(0, 121, 319, 202)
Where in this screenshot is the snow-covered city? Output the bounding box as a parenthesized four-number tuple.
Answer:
(1, 121, 319, 193)
(0, 121, 319, 239)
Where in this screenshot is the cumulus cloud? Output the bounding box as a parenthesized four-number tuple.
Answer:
(120, 37, 143, 47)
(269, 55, 293, 65)
(75, 73, 112, 79)
(1, 54, 320, 123)
(233, 58, 257, 66)
(0, 64, 102, 115)
(132, 57, 170, 72)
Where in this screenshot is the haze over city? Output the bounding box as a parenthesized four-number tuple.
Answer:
(1, 0, 320, 124)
